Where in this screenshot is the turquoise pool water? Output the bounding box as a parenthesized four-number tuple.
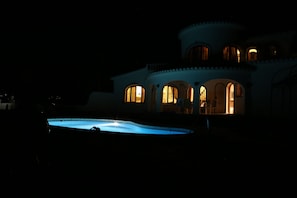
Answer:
(47, 118, 193, 135)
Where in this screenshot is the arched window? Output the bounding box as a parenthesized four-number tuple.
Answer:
(200, 86, 206, 104)
(187, 45, 209, 65)
(269, 45, 278, 58)
(226, 82, 234, 114)
(247, 48, 258, 61)
(199, 85, 207, 114)
(162, 85, 178, 104)
(125, 85, 145, 103)
(188, 87, 194, 103)
(223, 46, 240, 63)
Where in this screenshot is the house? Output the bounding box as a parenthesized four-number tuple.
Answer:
(80, 21, 297, 120)
(0, 90, 15, 110)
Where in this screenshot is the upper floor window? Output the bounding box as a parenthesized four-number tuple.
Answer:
(223, 46, 240, 63)
(270, 46, 278, 58)
(125, 85, 145, 103)
(187, 45, 209, 65)
(162, 85, 178, 104)
(247, 48, 258, 61)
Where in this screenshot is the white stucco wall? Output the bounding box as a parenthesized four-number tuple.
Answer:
(111, 67, 151, 113)
(146, 67, 251, 88)
(178, 22, 246, 56)
(80, 92, 116, 114)
(80, 22, 297, 119)
(250, 58, 297, 117)
(0, 102, 15, 110)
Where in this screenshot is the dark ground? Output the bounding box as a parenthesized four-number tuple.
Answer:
(2, 110, 296, 197)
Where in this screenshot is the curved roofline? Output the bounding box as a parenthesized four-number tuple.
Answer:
(178, 20, 246, 38)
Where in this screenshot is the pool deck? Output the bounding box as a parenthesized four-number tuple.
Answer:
(2, 110, 295, 196)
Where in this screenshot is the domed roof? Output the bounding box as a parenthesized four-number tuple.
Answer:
(178, 20, 246, 39)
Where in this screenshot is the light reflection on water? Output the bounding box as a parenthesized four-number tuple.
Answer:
(47, 118, 193, 135)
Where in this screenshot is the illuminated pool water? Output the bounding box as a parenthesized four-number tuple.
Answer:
(47, 118, 193, 135)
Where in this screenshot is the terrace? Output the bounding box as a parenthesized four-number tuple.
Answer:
(2, 108, 294, 196)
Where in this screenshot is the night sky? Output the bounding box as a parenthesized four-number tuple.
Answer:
(1, 3, 296, 104)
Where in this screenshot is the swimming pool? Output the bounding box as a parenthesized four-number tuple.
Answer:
(47, 118, 193, 136)
(47, 117, 195, 169)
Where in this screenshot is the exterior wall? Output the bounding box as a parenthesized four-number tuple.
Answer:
(146, 67, 251, 114)
(244, 31, 297, 59)
(0, 102, 15, 110)
(79, 92, 116, 115)
(0, 95, 16, 110)
(249, 58, 297, 117)
(111, 68, 151, 113)
(178, 22, 246, 57)
(82, 21, 297, 119)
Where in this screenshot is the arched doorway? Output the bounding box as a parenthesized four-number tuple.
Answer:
(226, 82, 235, 114)
(160, 81, 194, 114)
(199, 79, 245, 115)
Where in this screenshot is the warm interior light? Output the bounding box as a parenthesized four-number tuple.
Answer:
(249, 48, 257, 53)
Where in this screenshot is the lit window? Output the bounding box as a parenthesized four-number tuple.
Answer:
(199, 86, 207, 113)
(226, 83, 234, 114)
(247, 48, 258, 61)
(200, 86, 206, 101)
(162, 85, 178, 104)
(187, 45, 209, 65)
(223, 46, 240, 63)
(188, 87, 194, 103)
(125, 85, 145, 103)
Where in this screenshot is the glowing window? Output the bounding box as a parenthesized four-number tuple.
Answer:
(247, 48, 258, 61)
(226, 83, 234, 114)
(188, 87, 194, 103)
(200, 86, 206, 105)
(223, 46, 240, 63)
(125, 85, 145, 103)
(187, 45, 209, 65)
(162, 85, 178, 104)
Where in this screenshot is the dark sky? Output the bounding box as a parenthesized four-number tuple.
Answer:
(1, 3, 296, 103)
